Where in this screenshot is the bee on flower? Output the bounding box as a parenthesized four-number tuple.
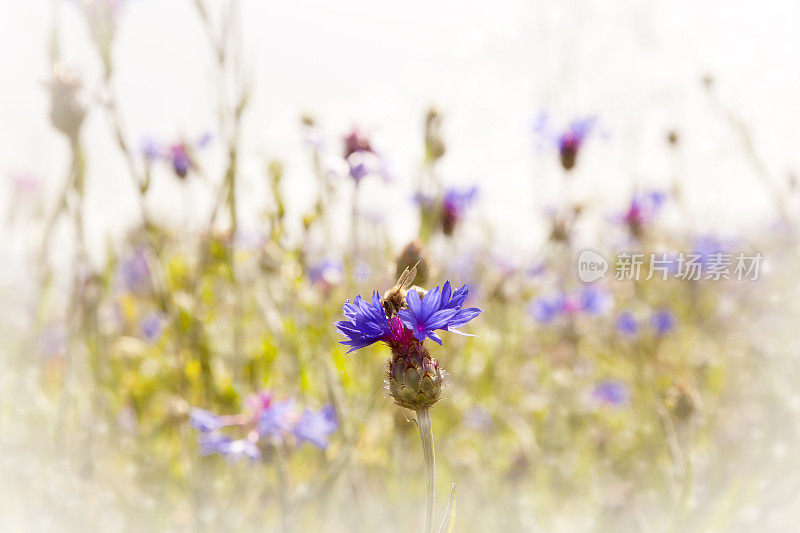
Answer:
(335, 266, 481, 410)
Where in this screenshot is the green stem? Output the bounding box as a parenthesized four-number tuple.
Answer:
(416, 407, 435, 533)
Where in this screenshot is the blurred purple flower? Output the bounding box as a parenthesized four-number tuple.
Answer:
(533, 112, 598, 170)
(616, 311, 638, 337)
(190, 408, 226, 433)
(343, 128, 374, 159)
(199, 433, 261, 462)
(529, 294, 566, 323)
(577, 286, 612, 315)
(692, 236, 732, 268)
(140, 311, 166, 343)
(293, 405, 338, 449)
(117, 248, 151, 293)
(526, 261, 546, 279)
(441, 186, 478, 235)
(529, 286, 611, 323)
(258, 399, 296, 437)
(141, 133, 212, 179)
(308, 259, 343, 289)
(463, 407, 493, 432)
(650, 309, 676, 335)
(623, 190, 666, 235)
(592, 379, 630, 407)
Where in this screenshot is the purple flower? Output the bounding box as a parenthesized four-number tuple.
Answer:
(529, 294, 565, 323)
(692, 236, 732, 269)
(616, 311, 638, 337)
(140, 312, 166, 343)
(258, 399, 296, 437)
(578, 286, 612, 315)
(592, 380, 630, 407)
(463, 407, 493, 432)
(343, 128, 373, 159)
(529, 287, 611, 323)
(623, 190, 666, 235)
(533, 113, 597, 170)
(199, 433, 261, 462)
(141, 133, 212, 179)
(141, 137, 160, 161)
(308, 259, 343, 288)
(441, 186, 478, 234)
(293, 405, 338, 449)
(190, 408, 226, 432)
(398, 282, 482, 344)
(650, 309, 676, 335)
(168, 143, 192, 178)
(335, 292, 394, 353)
(558, 117, 596, 170)
(117, 248, 151, 293)
(336, 281, 481, 353)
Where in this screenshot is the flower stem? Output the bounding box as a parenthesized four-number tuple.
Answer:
(416, 407, 435, 533)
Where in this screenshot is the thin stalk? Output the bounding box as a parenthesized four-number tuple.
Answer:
(416, 407, 435, 533)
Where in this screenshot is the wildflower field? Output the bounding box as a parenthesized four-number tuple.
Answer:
(2, 1, 800, 532)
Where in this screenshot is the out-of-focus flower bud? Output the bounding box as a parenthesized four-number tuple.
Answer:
(666, 380, 701, 421)
(424, 106, 446, 163)
(46, 65, 86, 140)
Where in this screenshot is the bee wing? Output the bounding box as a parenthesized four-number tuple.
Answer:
(397, 261, 420, 290)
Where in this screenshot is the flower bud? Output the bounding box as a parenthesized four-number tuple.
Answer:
(386, 341, 443, 410)
(47, 65, 86, 140)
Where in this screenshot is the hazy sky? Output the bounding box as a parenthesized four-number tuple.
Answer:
(2, 0, 800, 264)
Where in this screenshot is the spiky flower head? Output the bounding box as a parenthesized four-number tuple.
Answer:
(558, 118, 595, 171)
(441, 186, 478, 235)
(336, 275, 481, 410)
(532, 113, 597, 171)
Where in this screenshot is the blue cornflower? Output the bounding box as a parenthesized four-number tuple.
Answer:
(141, 132, 212, 179)
(579, 286, 612, 315)
(398, 281, 481, 344)
(616, 311, 638, 337)
(529, 287, 610, 324)
(199, 433, 261, 462)
(623, 190, 666, 234)
(308, 259, 343, 288)
(140, 311, 166, 343)
(335, 292, 394, 353)
(293, 405, 338, 449)
(651, 309, 676, 335)
(190, 408, 226, 432)
(529, 294, 565, 323)
(533, 112, 598, 170)
(258, 399, 296, 437)
(592, 379, 630, 407)
(117, 248, 151, 293)
(442, 186, 478, 235)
